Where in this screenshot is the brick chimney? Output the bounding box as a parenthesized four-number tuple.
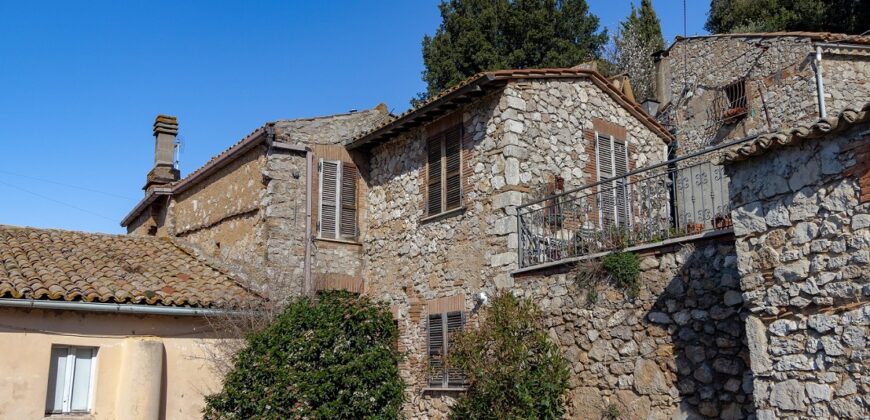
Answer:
(145, 115, 180, 190)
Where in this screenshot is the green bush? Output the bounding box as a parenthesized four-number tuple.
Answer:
(602, 251, 641, 298)
(449, 292, 570, 419)
(203, 290, 405, 419)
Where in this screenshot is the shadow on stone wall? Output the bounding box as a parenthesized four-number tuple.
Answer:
(642, 239, 754, 419)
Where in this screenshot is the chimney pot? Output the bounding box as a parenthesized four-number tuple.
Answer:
(145, 114, 180, 191)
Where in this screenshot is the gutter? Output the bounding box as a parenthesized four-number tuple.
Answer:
(0, 298, 241, 317)
(814, 46, 827, 119)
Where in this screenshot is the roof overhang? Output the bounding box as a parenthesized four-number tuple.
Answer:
(345, 68, 673, 150)
(121, 125, 310, 227)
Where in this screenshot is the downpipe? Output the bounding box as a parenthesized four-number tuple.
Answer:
(814, 46, 827, 119)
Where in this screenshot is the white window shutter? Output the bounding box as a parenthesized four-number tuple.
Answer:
(319, 160, 339, 239)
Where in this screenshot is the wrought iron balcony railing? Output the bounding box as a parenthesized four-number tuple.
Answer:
(516, 141, 745, 268)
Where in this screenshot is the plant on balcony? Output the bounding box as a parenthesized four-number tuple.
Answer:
(203, 290, 405, 419)
(448, 292, 570, 419)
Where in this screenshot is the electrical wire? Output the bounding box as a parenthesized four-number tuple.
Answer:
(0, 169, 137, 201)
(0, 179, 117, 222)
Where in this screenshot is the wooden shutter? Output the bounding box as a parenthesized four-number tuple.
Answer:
(445, 311, 467, 387)
(319, 160, 339, 239)
(339, 165, 358, 240)
(427, 136, 443, 215)
(427, 313, 445, 387)
(596, 135, 616, 227)
(444, 127, 462, 211)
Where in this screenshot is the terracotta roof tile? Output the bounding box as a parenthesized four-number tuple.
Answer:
(348, 67, 673, 149)
(0, 225, 260, 308)
(720, 102, 870, 163)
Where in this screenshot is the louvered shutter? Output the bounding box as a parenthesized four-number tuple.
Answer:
(445, 311, 467, 387)
(319, 160, 339, 239)
(613, 141, 629, 227)
(427, 313, 445, 387)
(596, 135, 616, 228)
(427, 136, 442, 215)
(339, 165, 358, 240)
(444, 128, 462, 211)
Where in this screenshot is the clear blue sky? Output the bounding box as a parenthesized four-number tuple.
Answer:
(0, 1, 707, 234)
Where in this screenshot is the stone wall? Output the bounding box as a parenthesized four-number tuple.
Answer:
(727, 123, 870, 418)
(657, 36, 870, 155)
(359, 77, 669, 418)
(515, 237, 751, 419)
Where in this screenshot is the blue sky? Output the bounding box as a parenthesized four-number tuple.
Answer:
(0, 1, 707, 234)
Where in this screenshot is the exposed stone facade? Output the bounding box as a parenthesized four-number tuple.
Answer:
(125, 108, 388, 297)
(726, 122, 870, 418)
(656, 35, 870, 155)
(514, 237, 751, 419)
(359, 77, 669, 417)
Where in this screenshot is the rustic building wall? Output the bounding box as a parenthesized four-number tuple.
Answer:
(727, 123, 870, 418)
(516, 237, 751, 419)
(658, 36, 870, 155)
(168, 146, 269, 282)
(261, 148, 308, 296)
(360, 78, 668, 418)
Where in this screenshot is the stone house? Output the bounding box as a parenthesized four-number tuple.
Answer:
(122, 106, 390, 297)
(653, 31, 870, 154)
(0, 225, 260, 419)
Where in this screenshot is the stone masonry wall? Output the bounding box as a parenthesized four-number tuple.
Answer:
(360, 78, 668, 418)
(727, 124, 870, 418)
(658, 36, 870, 156)
(168, 146, 269, 283)
(516, 237, 751, 419)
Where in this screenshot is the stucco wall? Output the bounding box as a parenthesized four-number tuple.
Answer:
(727, 124, 870, 418)
(360, 78, 668, 418)
(0, 308, 231, 420)
(658, 36, 870, 156)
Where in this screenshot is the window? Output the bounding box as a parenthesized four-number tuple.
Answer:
(318, 159, 359, 241)
(426, 125, 462, 216)
(596, 134, 630, 228)
(427, 310, 467, 389)
(46, 346, 96, 415)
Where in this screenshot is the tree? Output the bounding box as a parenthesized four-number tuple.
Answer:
(203, 291, 405, 419)
(706, 0, 870, 34)
(607, 0, 665, 101)
(448, 292, 570, 419)
(419, 0, 607, 102)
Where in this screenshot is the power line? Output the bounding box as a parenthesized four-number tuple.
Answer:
(0, 179, 117, 222)
(0, 170, 137, 201)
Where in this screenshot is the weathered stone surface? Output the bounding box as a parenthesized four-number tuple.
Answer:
(633, 359, 669, 395)
(770, 379, 806, 410)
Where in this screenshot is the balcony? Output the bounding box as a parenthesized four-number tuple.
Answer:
(517, 143, 743, 269)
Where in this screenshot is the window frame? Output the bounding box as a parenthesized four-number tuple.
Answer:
(425, 124, 463, 217)
(46, 345, 97, 415)
(426, 310, 467, 390)
(595, 132, 632, 228)
(317, 159, 359, 242)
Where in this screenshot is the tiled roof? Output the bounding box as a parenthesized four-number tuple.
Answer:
(0, 225, 260, 308)
(347, 68, 673, 149)
(720, 102, 870, 163)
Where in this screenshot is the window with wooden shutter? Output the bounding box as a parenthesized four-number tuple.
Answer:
(427, 310, 467, 388)
(426, 125, 462, 216)
(596, 134, 630, 229)
(318, 159, 358, 241)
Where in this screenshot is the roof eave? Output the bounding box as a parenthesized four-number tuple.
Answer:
(120, 187, 172, 227)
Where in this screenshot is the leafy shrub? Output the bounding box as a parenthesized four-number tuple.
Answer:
(602, 251, 641, 298)
(449, 292, 570, 419)
(203, 290, 405, 419)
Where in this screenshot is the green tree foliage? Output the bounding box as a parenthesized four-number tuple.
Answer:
(609, 0, 665, 101)
(449, 292, 570, 419)
(203, 291, 405, 419)
(706, 0, 870, 34)
(419, 0, 607, 101)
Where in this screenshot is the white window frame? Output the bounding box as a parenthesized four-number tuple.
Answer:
(46, 346, 97, 415)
